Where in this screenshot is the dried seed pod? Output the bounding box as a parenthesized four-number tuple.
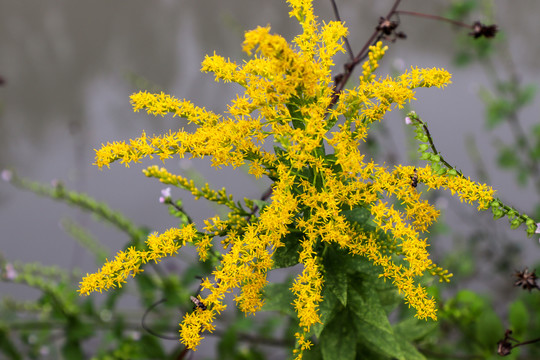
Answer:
(514, 267, 538, 291)
(470, 21, 498, 39)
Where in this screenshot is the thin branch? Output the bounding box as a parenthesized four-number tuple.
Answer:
(331, 0, 402, 106)
(395, 10, 472, 29)
(329, 0, 354, 60)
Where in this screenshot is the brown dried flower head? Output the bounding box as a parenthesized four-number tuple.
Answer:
(514, 267, 539, 291)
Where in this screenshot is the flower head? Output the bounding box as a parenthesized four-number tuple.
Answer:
(159, 187, 171, 203)
(82, 0, 494, 358)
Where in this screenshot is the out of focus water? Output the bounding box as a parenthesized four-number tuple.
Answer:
(1, 0, 540, 357)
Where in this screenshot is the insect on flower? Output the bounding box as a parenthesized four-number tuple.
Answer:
(190, 296, 207, 310)
(410, 168, 418, 188)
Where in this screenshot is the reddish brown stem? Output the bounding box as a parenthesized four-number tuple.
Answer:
(395, 10, 472, 29)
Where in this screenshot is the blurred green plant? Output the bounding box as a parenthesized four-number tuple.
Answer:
(1, 172, 282, 359)
(402, 1, 540, 358)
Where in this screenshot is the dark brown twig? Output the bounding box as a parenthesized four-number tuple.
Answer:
(330, 0, 402, 107)
(497, 329, 540, 356)
(395, 10, 471, 29)
(329, 0, 354, 60)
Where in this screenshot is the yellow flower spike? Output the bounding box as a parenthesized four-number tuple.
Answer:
(179, 307, 216, 351)
(360, 41, 388, 82)
(79, 226, 197, 296)
(200, 52, 243, 84)
(81, 0, 509, 356)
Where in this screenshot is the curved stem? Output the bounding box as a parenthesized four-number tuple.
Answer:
(329, 0, 354, 60)
(395, 10, 472, 29)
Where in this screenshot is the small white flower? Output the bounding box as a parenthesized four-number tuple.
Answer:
(3, 263, 17, 281)
(405, 117, 412, 125)
(159, 187, 171, 203)
(536, 223, 540, 243)
(39, 346, 50, 356)
(1, 169, 12, 182)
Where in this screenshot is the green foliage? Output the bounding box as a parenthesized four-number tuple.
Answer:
(263, 243, 433, 360)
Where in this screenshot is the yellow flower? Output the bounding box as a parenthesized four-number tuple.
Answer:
(81, 0, 498, 357)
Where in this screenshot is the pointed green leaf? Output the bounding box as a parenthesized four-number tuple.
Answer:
(348, 282, 405, 359)
(342, 207, 371, 227)
(320, 310, 357, 360)
(348, 281, 392, 333)
(324, 247, 348, 306)
(261, 282, 295, 316)
(354, 320, 404, 360)
(302, 343, 323, 360)
(475, 308, 504, 351)
(0, 327, 22, 360)
(312, 288, 339, 338)
(393, 336, 426, 360)
(509, 300, 528, 336)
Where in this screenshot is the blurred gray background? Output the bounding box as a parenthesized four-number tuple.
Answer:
(1, 0, 539, 354)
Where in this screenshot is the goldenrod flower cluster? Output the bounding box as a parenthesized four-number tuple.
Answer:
(79, 0, 495, 357)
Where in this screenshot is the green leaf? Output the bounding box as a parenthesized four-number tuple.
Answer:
(348, 281, 405, 359)
(344, 255, 380, 278)
(217, 327, 238, 360)
(324, 247, 348, 306)
(492, 209, 504, 220)
(509, 300, 528, 335)
(273, 145, 286, 154)
(261, 281, 295, 316)
(393, 317, 437, 342)
(65, 316, 94, 342)
(320, 310, 357, 360)
(272, 232, 301, 268)
(0, 327, 22, 360)
(99, 335, 166, 360)
(444, 1, 477, 20)
(134, 273, 158, 307)
(510, 218, 524, 229)
(137, 334, 167, 359)
(393, 336, 426, 360)
(497, 147, 519, 169)
(420, 152, 431, 160)
(61, 340, 84, 359)
(486, 99, 514, 129)
(453, 51, 474, 67)
(436, 167, 447, 175)
(353, 316, 404, 359)
(251, 199, 270, 212)
(348, 281, 392, 334)
(475, 309, 504, 351)
(516, 84, 537, 107)
(516, 167, 528, 187)
(312, 287, 340, 338)
(342, 207, 372, 229)
(418, 144, 429, 152)
(302, 343, 323, 360)
(162, 275, 186, 304)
